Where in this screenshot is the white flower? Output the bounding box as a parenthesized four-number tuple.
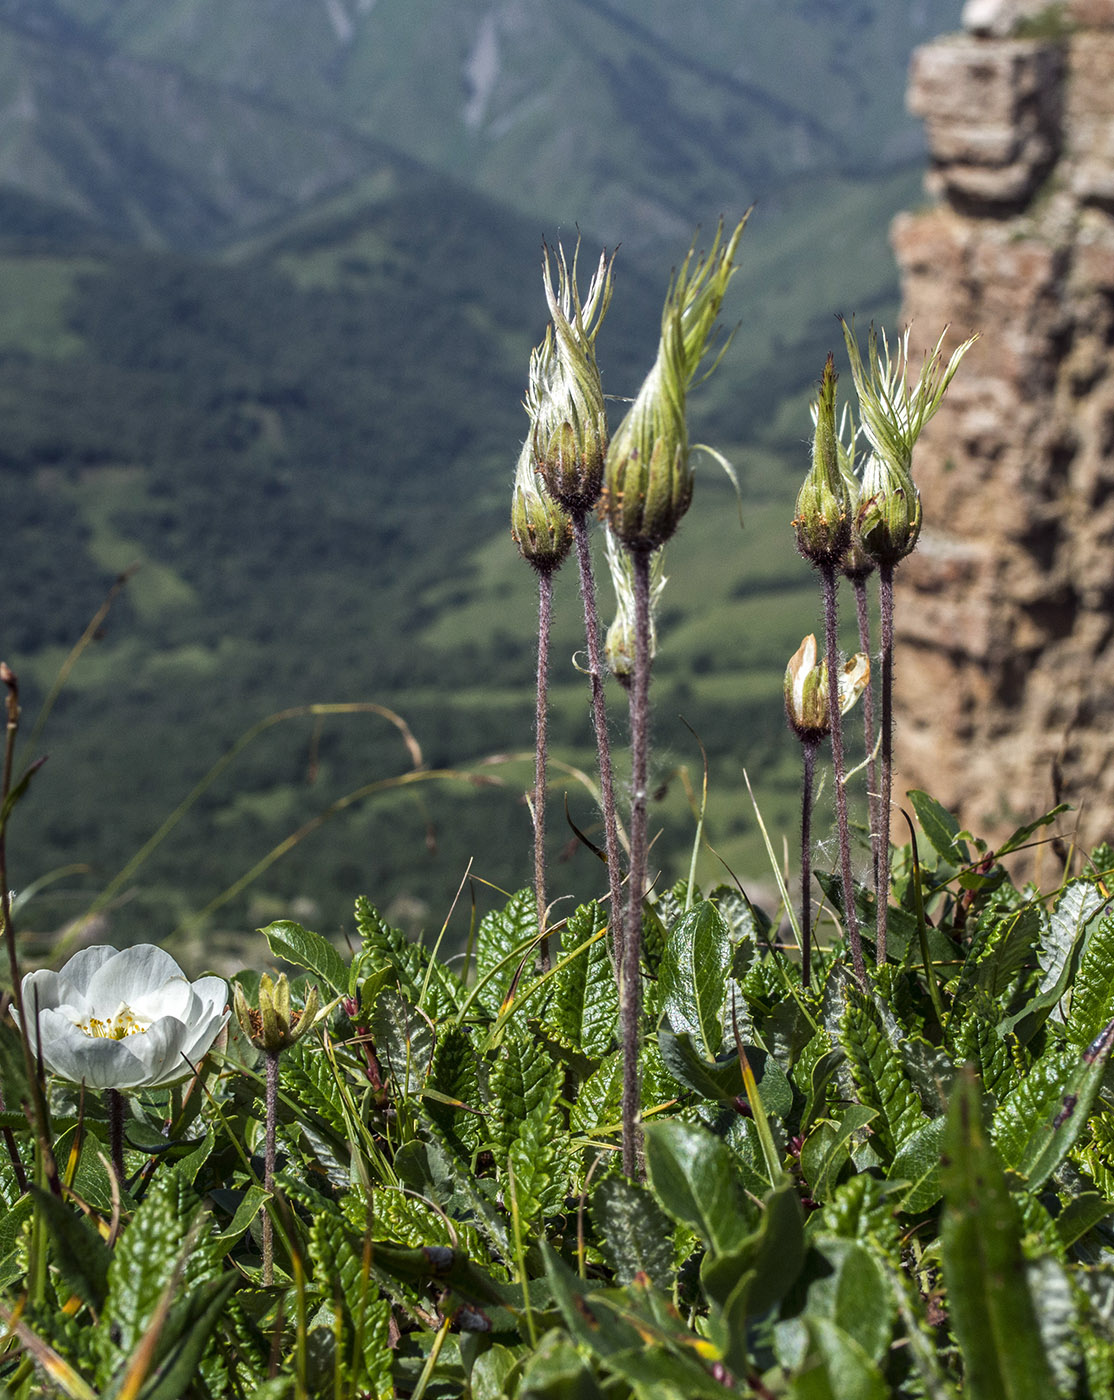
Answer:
(17, 945, 228, 1090)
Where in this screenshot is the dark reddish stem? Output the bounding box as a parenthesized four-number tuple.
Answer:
(571, 511, 625, 964)
(534, 568, 554, 969)
(820, 563, 866, 988)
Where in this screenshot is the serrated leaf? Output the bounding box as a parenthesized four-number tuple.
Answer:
(279, 1038, 349, 1138)
(354, 897, 464, 1018)
(551, 901, 617, 1062)
(472, 888, 539, 1015)
(103, 1173, 207, 1358)
(659, 901, 731, 1059)
(888, 1117, 945, 1213)
(1067, 913, 1114, 1047)
(941, 1069, 1056, 1400)
(590, 1178, 674, 1288)
(993, 1020, 1114, 1189)
(426, 1024, 482, 1154)
(1016, 879, 1108, 1031)
(32, 1187, 110, 1312)
(369, 990, 434, 1097)
(642, 1119, 750, 1256)
(488, 1030, 561, 1159)
(570, 1052, 622, 1135)
(262, 919, 348, 995)
(837, 989, 925, 1159)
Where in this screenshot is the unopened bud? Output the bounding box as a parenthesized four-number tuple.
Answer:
(234, 973, 320, 1054)
(603, 218, 747, 551)
(533, 243, 613, 513)
(856, 454, 922, 567)
(794, 355, 849, 568)
(511, 435, 573, 574)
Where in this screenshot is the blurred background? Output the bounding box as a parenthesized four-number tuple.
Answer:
(0, 0, 967, 965)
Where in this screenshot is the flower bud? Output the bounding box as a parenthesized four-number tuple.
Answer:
(234, 973, 319, 1054)
(856, 453, 922, 567)
(533, 242, 613, 513)
(603, 217, 747, 551)
(511, 434, 573, 574)
(794, 354, 849, 568)
(784, 635, 871, 744)
(840, 318, 976, 568)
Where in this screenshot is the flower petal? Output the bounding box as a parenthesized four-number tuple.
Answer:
(136, 1017, 196, 1088)
(84, 945, 187, 1009)
(54, 946, 121, 998)
(33, 1012, 153, 1090)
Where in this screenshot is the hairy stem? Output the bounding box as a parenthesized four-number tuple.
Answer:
(571, 510, 625, 964)
(264, 1048, 280, 1286)
(820, 564, 866, 987)
(877, 562, 896, 966)
(621, 546, 653, 1178)
(852, 575, 880, 887)
(800, 740, 818, 988)
(107, 1088, 126, 1186)
(534, 568, 554, 969)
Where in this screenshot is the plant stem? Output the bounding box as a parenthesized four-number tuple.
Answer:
(264, 1048, 280, 1286)
(571, 510, 625, 964)
(852, 574, 880, 886)
(820, 563, 866, 988)
(107, 1088, 126, 1185)
(621, 546, 653, 1179)
(534, 568, 554, 970)
(800, 740, 818, 988)
(877, 562, 896, 966)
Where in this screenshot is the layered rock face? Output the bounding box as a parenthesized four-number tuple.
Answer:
(892, 0, 1114, 854)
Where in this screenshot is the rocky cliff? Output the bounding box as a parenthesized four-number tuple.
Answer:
(891, 0, 1114, 861)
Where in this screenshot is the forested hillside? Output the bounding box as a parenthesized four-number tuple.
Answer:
(0, 0, 965, 958)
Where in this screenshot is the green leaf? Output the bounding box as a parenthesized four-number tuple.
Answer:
(809, 1239, 893, 1365)
(103, 1173, 208, 1358)
(1002, 879, 1107, 1037)
(354, 897, 464, 1018)
(1066, 913, 1114, 1047)
(659, 901, 732, 1058)
(279, 1038, 349, 1138)
(799, 1106, 876, 1205)
(837, 987, 925, 1158)
(909, 790, 970, 867)
(788, 1317, 888, 1400)
(657, 1030, 793, 1120)
(940, 1069, 1056, 1400)
(472, 888, 539, 1016)
(368, 990, 434, 1097)
(32, 1187, 110, 1312)
(570, 1052, 622, 1135)
(129, 1274, 239, 1400)
(700, 1178, 804, 1316)
(590, 1178, 674, 1288)
(888, 1117, 945, 1213)
(262, 919, 348, 995)
(643, 1118, 751, 1255)
(993, 1021, 1114, 1189)
(551, 901, 617, 1062)
(518, 1329, 605, 1400)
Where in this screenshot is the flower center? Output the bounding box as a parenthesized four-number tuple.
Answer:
(76, 1003, 150, 1040)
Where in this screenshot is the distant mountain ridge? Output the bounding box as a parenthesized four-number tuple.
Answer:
(3, 0, 963, 252)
